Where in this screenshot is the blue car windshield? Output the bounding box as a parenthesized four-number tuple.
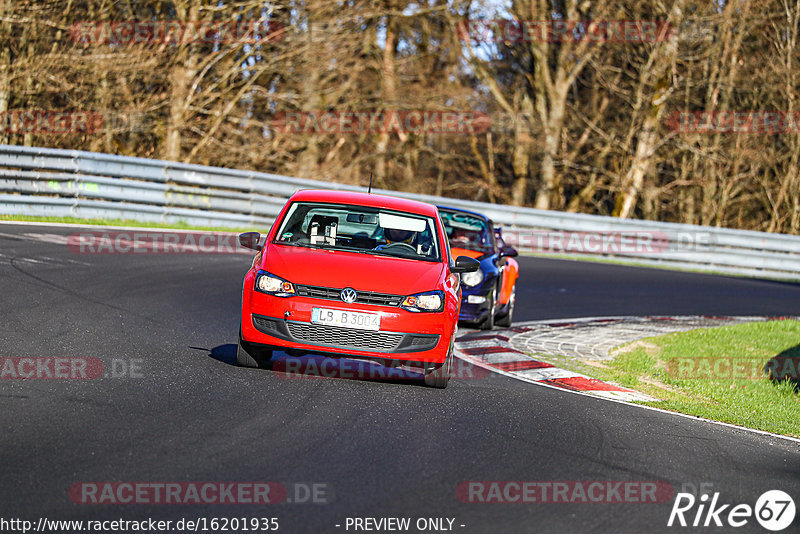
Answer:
(440, 210, 493, 252)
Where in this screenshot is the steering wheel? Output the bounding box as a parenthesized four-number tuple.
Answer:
(382, 242, 417, 253)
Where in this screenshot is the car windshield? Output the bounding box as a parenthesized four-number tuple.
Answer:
(440, 210, 493, 252)
(273, 201, 441, 261)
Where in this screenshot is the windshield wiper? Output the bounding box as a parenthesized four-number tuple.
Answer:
(277, 242, 372, 254)
(335, 246, 372, 254)
(277, 242, 325, 249)
(278, 241, 436, 260)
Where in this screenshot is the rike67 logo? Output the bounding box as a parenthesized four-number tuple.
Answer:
(668, 490, 795, 531)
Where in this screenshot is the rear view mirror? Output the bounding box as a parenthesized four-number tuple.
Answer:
(346, 213, 378, 225)
(500, 246, 518, 258)
(239, 232, 262, 251)
(452, 255, 480, 273)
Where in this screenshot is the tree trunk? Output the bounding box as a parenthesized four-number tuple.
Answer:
(614, 1, 685, 218)
(615, 112, 661, 218)
(0, 48, 9, 146)
(163, 1, 199, 161)
(375, 12, 397, 188)
(534, 90, 566, 210)
(0, 0, 11, 146)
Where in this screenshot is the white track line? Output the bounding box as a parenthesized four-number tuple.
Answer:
(0, 220, 241, 234)
(454, 321, 800, 446)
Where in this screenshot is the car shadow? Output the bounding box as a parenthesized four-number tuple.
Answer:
(203, 343, 431, 387)
(764, 343, 800, 392)
(206, 343, 238, 366)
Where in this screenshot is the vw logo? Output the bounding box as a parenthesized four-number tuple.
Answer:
(340, 287, 357, 303)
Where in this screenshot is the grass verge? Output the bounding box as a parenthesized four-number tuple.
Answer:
(527, 319, 800, 437)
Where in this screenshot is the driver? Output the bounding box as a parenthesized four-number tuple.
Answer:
(375, 227, 415, 250)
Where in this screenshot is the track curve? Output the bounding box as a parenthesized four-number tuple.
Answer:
(1, 223, 799, 533)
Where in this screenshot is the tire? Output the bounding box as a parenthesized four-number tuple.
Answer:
(478, 289, 495, 330)
(423, 338, 454, 389)
(237, 328, 272, 368)
(495, 285, 516, 327)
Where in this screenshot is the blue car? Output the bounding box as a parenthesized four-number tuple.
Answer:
(438, 207, 520, 329)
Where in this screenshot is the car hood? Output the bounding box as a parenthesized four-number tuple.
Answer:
(263, 243, 445, 294)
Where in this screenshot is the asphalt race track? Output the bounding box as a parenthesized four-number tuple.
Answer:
(1, 223, 799, 533)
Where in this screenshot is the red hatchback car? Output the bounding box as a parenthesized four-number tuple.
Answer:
(237, 189, 480, 388)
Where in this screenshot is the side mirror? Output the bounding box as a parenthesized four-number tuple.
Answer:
(239, 232, 262, 251)
(499, 246, 518, 258)
(452, 255, 480, 273)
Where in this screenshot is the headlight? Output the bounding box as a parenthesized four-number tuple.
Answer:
(402, 290, 445, 312)
(461, 269, 484, 287)
(254, 271, 295, 297)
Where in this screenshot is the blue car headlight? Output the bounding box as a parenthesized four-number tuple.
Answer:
(402, 290, 445, 312)
(461, 269, 484, 287)
(254, 270, 295, 297)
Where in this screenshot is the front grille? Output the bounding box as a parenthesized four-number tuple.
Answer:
(253, 316, 279, 331)
(411, 336, 432, 346)
(286, 322, 403, 352)
(295, 284, 403, 307)
(295, 285, 340, 299)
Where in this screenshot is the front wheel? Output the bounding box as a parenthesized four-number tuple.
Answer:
(496, 285, 516, 327)
(423, 339, 454, 389)
(237, 328, 273, 368)
(478, 289, 496, 330)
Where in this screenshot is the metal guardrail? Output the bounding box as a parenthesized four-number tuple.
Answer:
(1, 144, 799, 280)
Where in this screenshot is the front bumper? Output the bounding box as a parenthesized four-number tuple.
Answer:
(251, 314, 440, 354)
(241, 282, 455, 364)
(458, 285, 493, 323)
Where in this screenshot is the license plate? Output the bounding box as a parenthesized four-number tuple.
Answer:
(311, 308, 381, 331)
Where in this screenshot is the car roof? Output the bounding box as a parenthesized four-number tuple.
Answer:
(437, 205, 491, 222)
(290, 189, 439, 217)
